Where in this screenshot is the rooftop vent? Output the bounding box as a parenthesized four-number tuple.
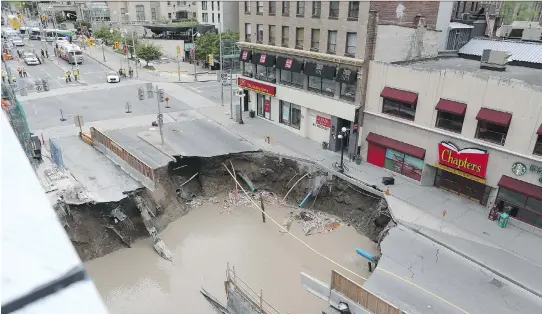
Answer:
(480, 49, 512, 72)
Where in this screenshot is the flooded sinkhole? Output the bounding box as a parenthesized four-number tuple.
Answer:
(68, 153, 392, 313)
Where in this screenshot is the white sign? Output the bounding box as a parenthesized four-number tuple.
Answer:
(74, 115, 84, 127)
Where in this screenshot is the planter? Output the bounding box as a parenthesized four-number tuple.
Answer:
(249, 110, 255, 118)
(322, 141, 328, 150)
(355, 157, 362, 165)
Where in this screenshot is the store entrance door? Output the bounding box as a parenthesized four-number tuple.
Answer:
(434, 169, 489, 205)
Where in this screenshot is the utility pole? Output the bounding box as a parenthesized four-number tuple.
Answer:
(192, 29, 197, 82)
(132, 30, 138, 78)
(176, 44, 181, 81)
(219, 23, 224, 107)
(155, 86, 164, 145)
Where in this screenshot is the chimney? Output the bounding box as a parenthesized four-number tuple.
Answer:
(413, 14, 426, 28)
(352, 9, 378, 155)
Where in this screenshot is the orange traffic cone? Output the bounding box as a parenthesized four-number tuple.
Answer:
(385, 187, 390, 195)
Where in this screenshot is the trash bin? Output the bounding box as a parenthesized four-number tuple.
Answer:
(498, 212, 509, 228)
(322, 141, 328, 150)
(249, 110, 255, 118)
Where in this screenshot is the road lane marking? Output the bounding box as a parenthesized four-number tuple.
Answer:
(41, 69, 64, 87)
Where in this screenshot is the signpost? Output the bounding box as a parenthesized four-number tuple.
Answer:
(74, 115, 84, 134)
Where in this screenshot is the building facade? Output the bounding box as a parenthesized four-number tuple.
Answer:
(106, 1, 197, 24)
(237, 1, 451, 154)
(360, 59, 542, 230)
(196, 1, 239, 32)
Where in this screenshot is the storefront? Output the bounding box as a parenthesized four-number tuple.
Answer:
(496, 175, 542, 228)
(252, 52, 276, 83)
(433, 141, 491, 205)
(366, 133, 426, 181)
(237, 77, 276, 121)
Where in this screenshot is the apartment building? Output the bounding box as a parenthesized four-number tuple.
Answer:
(106, 1, 197, 24)
(197, 1, 239, 32)
(237, 1, 454, 153)
(360, 52, 542, 230)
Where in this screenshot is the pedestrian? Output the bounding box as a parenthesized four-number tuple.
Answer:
(41, 48, 45, 58)
(73, 69, 79, 81)
(45, 50, 49, 58)
(22, 68, 27, 78)
(118, 68, 123, 77)
(1, 71, 6, 83)
(17, 67, 22, 77)
(64, 71, 70, 83)
(129, 67, 133, 79)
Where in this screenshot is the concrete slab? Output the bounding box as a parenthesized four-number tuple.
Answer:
(138, 119, 259, 158)
(53, 136, 142, 202)
(364, 226, 542, 314)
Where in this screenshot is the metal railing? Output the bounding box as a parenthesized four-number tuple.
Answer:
(476, 127, 507, 145)
(226, 264, 282, 314)
(436, 117, 463, 133)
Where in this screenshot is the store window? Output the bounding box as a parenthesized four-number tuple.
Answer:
(243, 62, 253, 77)
(309, 76, 335, 96)
(382, 98, 416, 121)
(340, 82, 356, 101)
(436, 111, 464, 133)
(496, 187, 542, 228)
(256, 64, 275, 81)
(534, 135, 542, 156)
(476, 120, 509, 145)
(280, 70, 304, 87)
(384, 149, 424, 181)
(280, 101, 302, 129)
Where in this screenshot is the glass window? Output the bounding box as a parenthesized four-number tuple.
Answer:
(244, 1, 250, 13)
(497, 188, 528, 208)
(269, 25, 276, 45)
(243, 62, 253, 76)
(384, 149, 423, 181)
(382, 98, 417, 121)
(282, 26, 289, 46)
(257, 94, 264, 117)
(475, 120, 508, 146)
(151, 8, 157, 20)
(348, 1, 359, 19)
(327, 30, 337, 53)
(436, 111, 464, 133)
(329, 1, 339, 18)
(257, 1, 263, 14)
(256, 64, 275, 81)
(279, 101, 301, 129)
(295, 27, 304, 48)
(135, 5, 145, 21)
(309, 76, 335, 96)
(312, 1, 321, 17)
(311, 29, 320, 50)
(257, 24, 263, 42)
(280, 70, 304, 87)
(245, 23, 251, 41)
(203, 1, 208, 10)
(526, 197, 542, 214)
(340, 82, 356, 101)
(269, 1, 276, 14)
(202, 13, 208, 22)
(346, 32, 356, 56)
(296, 1, 305, 16)
(217, 1, 220, 10)
(282, 1, 290, 15)
(534, 135, 542, 156)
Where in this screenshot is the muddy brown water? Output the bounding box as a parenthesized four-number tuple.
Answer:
(85, 203, 378, 314)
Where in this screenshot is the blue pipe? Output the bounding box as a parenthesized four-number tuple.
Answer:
(356, 248, 377, 263)
(299, 191, 312, 208)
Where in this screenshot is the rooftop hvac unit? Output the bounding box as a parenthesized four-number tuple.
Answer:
(480, 49, 512, 71)
(461, 13, 470, 20)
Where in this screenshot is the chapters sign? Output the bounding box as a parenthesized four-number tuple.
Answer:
(438, 141, 489, 178)
(237, 78, 276, 96)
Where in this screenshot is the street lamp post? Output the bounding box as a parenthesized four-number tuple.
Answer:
(235, 88, 245, 125)
(191, 29, 199, 82)
(338, 127, 347, 173)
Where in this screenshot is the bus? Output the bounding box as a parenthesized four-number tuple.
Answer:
(29, 27, 40, 40)
(59, 43, 83, 64)
(56, 30, 76, 41)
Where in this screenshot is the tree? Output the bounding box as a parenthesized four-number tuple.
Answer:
(135, 43, 163, 66)
(195, 31, 239, 61)
(501, 2, 539, 24)
(55, 12, 66, 24)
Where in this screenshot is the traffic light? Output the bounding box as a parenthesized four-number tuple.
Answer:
(42, 79, 49, 91)
(138, 88, 144, 100)
(41, 15, 46, 22)
(158, 89, 165, 102)
(17, 13, 22, 19)
(114, 41, 119, 49)
(176, 45, 181, 56)
(88, 38, 94, 46)
(208, 54, 213, 65)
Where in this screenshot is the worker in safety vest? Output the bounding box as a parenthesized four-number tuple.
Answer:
(73, 69, 79, 81)
(1, 70, 6, 83)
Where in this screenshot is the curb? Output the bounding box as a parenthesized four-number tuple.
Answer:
(396, 220, 542, 299)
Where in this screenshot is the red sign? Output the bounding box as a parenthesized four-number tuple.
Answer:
(285, 59, 292, 69)
(260, 53, 267, 64)
(264, 100, 270, 113)
(438, 141, 489, 178)
(238, 78, 276, 96)
(316, 115, 331, 128)
(242, 51, 248, 60)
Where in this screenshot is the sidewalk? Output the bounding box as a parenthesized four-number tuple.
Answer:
(84, 45, 219, 83)
(188, 98, 542, 297)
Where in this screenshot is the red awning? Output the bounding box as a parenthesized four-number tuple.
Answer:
(366, 133, 426, 159)
(498, 175, 542, 200)
(435, 99, 467, 115)
(476, 108, 512, 126)
(537, 124, 542, 135)
(380, 87, 418, 104)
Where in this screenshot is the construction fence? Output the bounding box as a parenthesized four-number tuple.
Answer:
(331, 270, 401, 314)
(90, 127, 155, 182)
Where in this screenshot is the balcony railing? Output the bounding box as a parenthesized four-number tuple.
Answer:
(476, 128, 507, 145)
(436, 118, 463, 133)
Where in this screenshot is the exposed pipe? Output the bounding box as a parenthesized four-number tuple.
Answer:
(237, 172, 257, 192)
(298, 191, 312, 208)
(356, 247, 377, 264)
(179, 172, 198, 189)
(281, 173, 309, 205)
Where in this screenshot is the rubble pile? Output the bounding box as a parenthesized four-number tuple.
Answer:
(295, 210, 342, 236)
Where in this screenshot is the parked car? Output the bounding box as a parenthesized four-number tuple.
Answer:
(106, 71, 120, 83)
(23, 52, 40, 65)
(11, 37, 24, 47)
